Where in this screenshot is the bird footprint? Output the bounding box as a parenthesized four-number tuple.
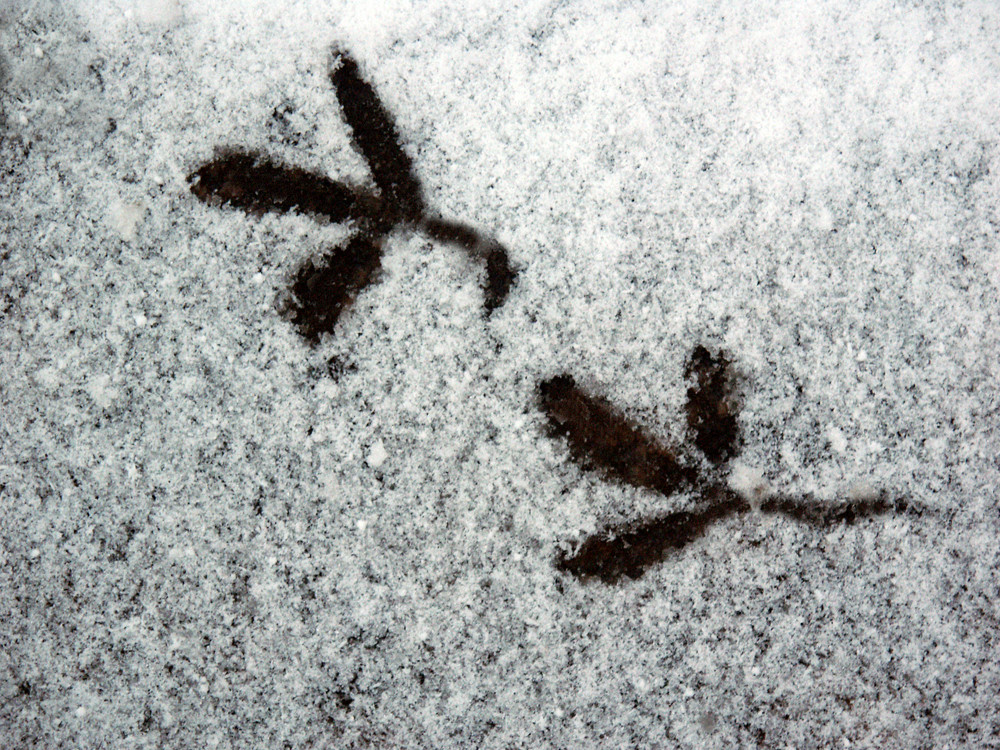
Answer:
(189, 48, 516, 344)
(540, 348, 918, 584)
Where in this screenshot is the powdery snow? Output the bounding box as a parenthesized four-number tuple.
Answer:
(1, 1, 999, 748)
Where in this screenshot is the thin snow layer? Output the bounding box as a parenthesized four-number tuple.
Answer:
(1, 0, 999, 747)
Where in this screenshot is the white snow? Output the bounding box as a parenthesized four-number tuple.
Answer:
(1, 1, 998, 747)
(366, 439, 387, 469)
(728, 462, 772, 507)
(134, 0, 182, 26)
(826, 425, 848, 455)
(84, 374, 118, 409)
(109, 201, 146, 242)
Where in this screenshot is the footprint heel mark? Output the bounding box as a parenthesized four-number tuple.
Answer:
(188, 148, 378, 223)
(557, 493, 749, 583)
(537, 374, 698, 497)
(684, 345, 741, 463)
(279, 233, 384, 344)
(329, 48, 424, 223)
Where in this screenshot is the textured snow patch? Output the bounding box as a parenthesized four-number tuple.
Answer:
(728, 462, 771, 507)
(2, 2, 999, 748)
(109, 202, 146, 242)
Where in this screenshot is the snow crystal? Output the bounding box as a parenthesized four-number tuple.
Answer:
(366, 439, 387, 468)
(826, 425, 848, 455)
(84, 374, 118, 409)
(728, 462, 772, 507)
(109, 201, 146, 242)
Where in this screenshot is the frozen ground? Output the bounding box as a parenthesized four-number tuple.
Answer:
(1, 0, 999, 747)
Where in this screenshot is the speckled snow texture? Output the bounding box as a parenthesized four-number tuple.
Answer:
(2, 1, 999, 748)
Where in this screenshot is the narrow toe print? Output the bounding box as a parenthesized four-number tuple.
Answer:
(758, 492, 917, 526)
(280, 234, 384, 345)
(537, 375, 698, 497)
(328, 48, 424, 222)
(188, 149, 375, 223)
(557, 496, 749, 584)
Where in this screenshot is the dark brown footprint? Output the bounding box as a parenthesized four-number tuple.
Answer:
(555, 487, 913, 584)
(537, 374, 698, 497)
(540, 350, 919, 584)
(557, 490, 746, 583)
(278, 234, 384, 346)
(189, 47, 517, 344)
(328, 47, 423, 224)
(685, 345, 741, 463)
(188, 149, 379, 224)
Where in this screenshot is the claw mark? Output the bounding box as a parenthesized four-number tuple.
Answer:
(189, 48, 517, 345)
(545, 348, 918, 584)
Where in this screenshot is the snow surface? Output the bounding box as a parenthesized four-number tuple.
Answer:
(1, 0, 999, 747)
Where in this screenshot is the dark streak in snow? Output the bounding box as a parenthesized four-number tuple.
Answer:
(538, 374, 698, 497)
